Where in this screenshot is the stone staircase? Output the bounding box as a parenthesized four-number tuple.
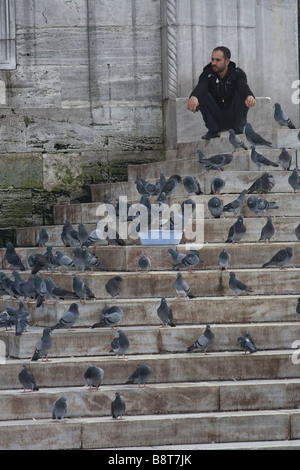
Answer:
(1, 124, 300, 450)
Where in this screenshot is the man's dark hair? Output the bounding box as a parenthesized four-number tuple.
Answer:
(213, 46, 231, 60)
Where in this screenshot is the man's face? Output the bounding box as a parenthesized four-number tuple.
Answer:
(211, 50, 230, 76)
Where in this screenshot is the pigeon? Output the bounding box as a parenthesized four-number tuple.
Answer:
(110, 329, 130, 358)
(72, 273, 95, 303)
(0, 307, 16, 329)
(64, 220, 79, 246)
(50, 302, 80, 331)
(247, 196, 278, 216)
(218, 248, 231, 271)
(238, 333, 257, 354)
(105, 276, 123, 299)
(77, 223, 90, 246)
(35, 226, 49, 247)
(278, 148, 292, 171)
(31, 327, 52, 361)
(222, 189, 247, 216)
(250, 146, 279, 171)
(81, 246, 108, 272)
(22, 276, 37, 300)
(210, 176, 226, 194)
(171, 249, 202, 272)
(15, 300, 31, 336)
(5, 242, 26, 271)
(135, 177, 159, 197)
(295, 223, 300, 241)
(18, 364, 39, 392)
(157, 297, 176, 327)
(111, 392, 126, 419)
(84, 365, 104, 390)
(103, 224, 126, 246)
(126, 364, 152, 387)
(157, 174, 182, 200)
(72, 247, 86, 272)
(1, 275, 19, 299)
(83, 224, 104, 247)
(262, 246, 293, 269)
(259, 216, 275, 243)
(44, 277, 78, 303)
(229, 271, 253, 297)
(138, 254, 151, 272)
(173, 272, 195, 299)
(197, 150, 233, 172)
(225, 215, 246, 243)
(247, 172, 275, 194)
(11, 270, 26, 297)
(92, 305, 124, 329)
(273, 102, 296, 129)
(55, 250, 74, 271)
(167, 248, 186, 265)
(29, 253, 55, 275)
(52, 396, 67, 421)
(296, 298, 300, 321)
(208, 197, 223, 218)
(182, 176, 203, 196)
(245, 122, 272, 147)
(228, 129, 248, 151)
(288, 168, 300, 193)
(187, 324, 215, 354)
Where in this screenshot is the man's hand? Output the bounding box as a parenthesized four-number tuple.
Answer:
(245, 95, 256, 108)
(187, 96, 199, 113)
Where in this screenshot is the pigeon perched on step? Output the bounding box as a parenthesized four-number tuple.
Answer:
(52, 396, 67, 421)
(238, 333, 257, 354)
(83, 224, 104, 247)
(72, 273, 95, 303)
(250, 146, 279, 171)
(111, 392, 126, 419)
(5, 242, 26, 271)
(173, 272, 195, 299)
(77, 223, 90, 247)
(167, 248, 186, 265)
(245, 123, 272, 147)
(82, 246, 108, 272)
(218, 248, 231, 271)
(135, 177, 159, 197)
(105, 276, 123, 299)
(228, 129, 248, 151)
(63, 220, 79, 246)
(110, 329, 130, 358)
(138, 254, 151, 272)
(15, 300, 31, 336)
(262, 246, 293, 269)
(157, 174, 182, 201)
(197, 150, 233, 172)
(187, 324, 215, 354)
(44, 277, 78, 303)
(210, 176, 226, 194)
(259, 216, 275, 243)
(273, 102, 296, 129)
(84, 365, 104, 390)
(22, 276, 36, 300)
(126, 364, 152, 387)
(171, 249, 202, 272)
(157, 297, 176, 327)
(55, 250, 74, 271)
(35, 226, 49, 247)
(247, 196, 278, 216)
(0, 307, 16, 329)
(229, 272, 253, 297)
(31, 327, 52, 362)
(247, 172, 275, 194)
(288, 168, 300, 193)
(278, 148, 292, 171)
(225, 215, 246, 244)
(208, 197, 224, 218)
(92, 305, 124, 329)
(18, 364, 39, 392)
(72, 247, 86, 272)
(183, 176, 203, 196)
(223, 190, 247, 216)
(50, 302, 80, 331)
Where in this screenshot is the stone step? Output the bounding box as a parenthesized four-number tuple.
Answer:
(1, 322, 299, 359)
(0, 408, 299, 449)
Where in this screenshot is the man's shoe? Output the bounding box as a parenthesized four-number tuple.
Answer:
(201, 131, 220, 140)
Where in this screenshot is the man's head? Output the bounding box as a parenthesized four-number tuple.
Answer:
(211, 46, 231, 77)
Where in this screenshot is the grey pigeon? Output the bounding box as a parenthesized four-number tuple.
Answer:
(92, 305, 124, 329)
(218, 248, 231, 271)
(52, 396, 67, 421)
(228, 129, 248, 151)
(225, 215, 246, 243)
(111, 392, 126, 419)
(29, 253, 55, 275)
(11, 270, 26, 297)
(157, 297, 176, 327)
(110, 329, 130, 358)
(83, 225, 104, 247)
(50, 302, 80, 331)
(105, 276, 123, 299)
(273, 102, 296, 129)
(210, 176, 226, 194)
(229, 271, 253, 297)
(72, 273, 95, 303)
(173, 272, 195, 299)
(288, 168, 300, 193)
(171, 249, 202, 272)
(278, 148, 292, 171)
(182, 176, 203, 196)
(247, 172, 275, 194)
(55, 250, 74, 271)
(82, 246, 108, 272)
(250, 146, 279, 170)
(262, 246, 293, 269)
(84, 365, 104, 390)
(238, 333, 257, 354)
(18, 364, 39, 392)
(247, 196, 278, 215)
(5, 242, 26, 271)
(208, 197, 223, 218)
(187, 324, 215, 354)
(295, 223, 300, 241)
(31, 327, 52, 361)
(64, 219, 79, 246)
(135, 177, 159, 197)
(138, 254, 151, 272)
(72, 247, 86, 272)
(296, 298, 300, 321)
(167, 248, 186, 265)
(223, 189, 247, 216)
(22, 276, 37, 300)
(198, 150, 233, 172)
(157, 174, 182, 200)
(0, 307, 15, 329)
(126, 364, 152, 387)
(259, 216, 275, 243)
(44, 277, 78, 303)
(245, 123, 272, 147)
(35, 226, 49, 247)
(15, 300, 31, 336)
(77, 223, 90, 246)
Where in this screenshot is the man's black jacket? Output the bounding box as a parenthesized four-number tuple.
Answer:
(190, 61, 255, 109)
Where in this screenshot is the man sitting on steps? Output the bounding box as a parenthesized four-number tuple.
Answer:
(187, 46, 256, 140)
